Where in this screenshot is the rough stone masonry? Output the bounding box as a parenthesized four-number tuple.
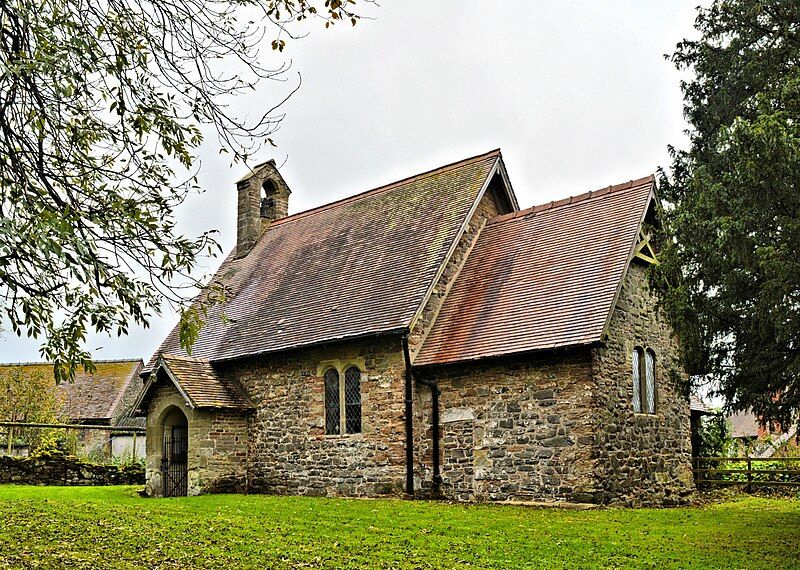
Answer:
(137, 153, 693, 506)
(414, 264, 693, 506)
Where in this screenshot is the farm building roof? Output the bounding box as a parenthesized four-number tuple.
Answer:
(0, 359, 143, 424)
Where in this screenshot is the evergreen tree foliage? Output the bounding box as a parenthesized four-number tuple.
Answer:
(657, 1, 800, 426)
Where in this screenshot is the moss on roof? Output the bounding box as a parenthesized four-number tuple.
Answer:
(0, 360, 143, 422)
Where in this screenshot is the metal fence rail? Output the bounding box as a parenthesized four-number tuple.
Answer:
(693, 456, 800, 491)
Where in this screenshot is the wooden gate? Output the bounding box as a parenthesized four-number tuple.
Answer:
(161, 426, 188, 497)
(694, 456, 800, 491)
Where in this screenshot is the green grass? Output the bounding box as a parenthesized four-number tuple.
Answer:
(0, 486, 798, 569)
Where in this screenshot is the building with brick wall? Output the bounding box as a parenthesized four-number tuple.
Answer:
(133, 151, 694, 505)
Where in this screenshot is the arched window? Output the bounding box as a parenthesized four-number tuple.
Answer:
(323, 365, 362, 435)
(324, 368, 340, 435)
(644, 349, 657, 414)
(632, 347, 644, 413)
(344, 367, 362, 434)
(632, 346, 657, 414)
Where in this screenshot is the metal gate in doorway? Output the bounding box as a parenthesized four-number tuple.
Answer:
(161, 426, 188, 497)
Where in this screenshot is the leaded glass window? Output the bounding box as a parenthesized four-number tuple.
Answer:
(324, 368, 340, 435)
(323, 365, 362, 435)
(645, 349, 656, 414)
(632, 347, 643, 413)
(344, 367, 362, 434)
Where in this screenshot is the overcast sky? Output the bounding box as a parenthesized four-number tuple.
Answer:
(0, 0, 701, 364)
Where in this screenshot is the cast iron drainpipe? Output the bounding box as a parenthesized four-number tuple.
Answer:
(416, 376, 442, 495)
(402, 334, 415, 496)
(402, 334, 442, 497)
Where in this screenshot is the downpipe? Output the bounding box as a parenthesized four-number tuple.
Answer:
(402, 334, 415, 496)
(402, 333, 442, 497)
(416, 376, 442, 495)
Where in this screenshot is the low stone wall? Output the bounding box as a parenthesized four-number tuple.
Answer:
(0, 452, 144, 486)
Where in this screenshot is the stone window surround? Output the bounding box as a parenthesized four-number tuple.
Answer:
(631, 344, 658, 416)
(317, 358, 366, 438)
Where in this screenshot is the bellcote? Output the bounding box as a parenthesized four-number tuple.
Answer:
(235, 160, 291, 258)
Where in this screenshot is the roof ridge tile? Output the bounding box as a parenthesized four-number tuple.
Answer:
(491, 174, 654, 224)
(268, 149, 501, 228)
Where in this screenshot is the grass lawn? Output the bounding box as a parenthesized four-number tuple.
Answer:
(0, 486, 798, 569)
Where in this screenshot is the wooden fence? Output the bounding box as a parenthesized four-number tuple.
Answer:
(693, 456, 800, 491)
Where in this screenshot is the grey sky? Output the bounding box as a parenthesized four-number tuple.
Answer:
(0, 0, 700, 364)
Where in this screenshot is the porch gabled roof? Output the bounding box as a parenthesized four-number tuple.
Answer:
(133, 354, 252, 414)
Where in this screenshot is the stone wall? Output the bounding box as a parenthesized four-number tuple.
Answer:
(412, 263, 693, 506)
(200, 409, 252, 493)
(0, 452, 144, 486)
(144, 384, 250, 497)
(74, 427, 111, 460)
(137, 263, 692, 505)
(591, 263, 694, 506)
(222, 335, 408, 497)
(414, 349, 598, 502)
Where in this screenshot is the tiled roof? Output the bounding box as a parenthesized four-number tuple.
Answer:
(414, 176, 655, 366)
(148, 150, 504, 366)
(690, 395, 715, 415)
(115, 415, 146, 428)
(154, 354, 253, 409)
(0, 360, 143, 422)
(726, 410, 763, 438)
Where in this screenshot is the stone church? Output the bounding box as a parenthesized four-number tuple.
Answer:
(133, 150, 694, 505)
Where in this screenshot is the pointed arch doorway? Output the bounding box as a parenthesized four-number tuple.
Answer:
(161, 407, 188, 497)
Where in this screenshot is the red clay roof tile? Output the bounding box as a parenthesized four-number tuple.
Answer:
(414, 176, 654, 366)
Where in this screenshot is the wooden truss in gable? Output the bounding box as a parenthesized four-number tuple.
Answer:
(633, 228, 659, 265)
